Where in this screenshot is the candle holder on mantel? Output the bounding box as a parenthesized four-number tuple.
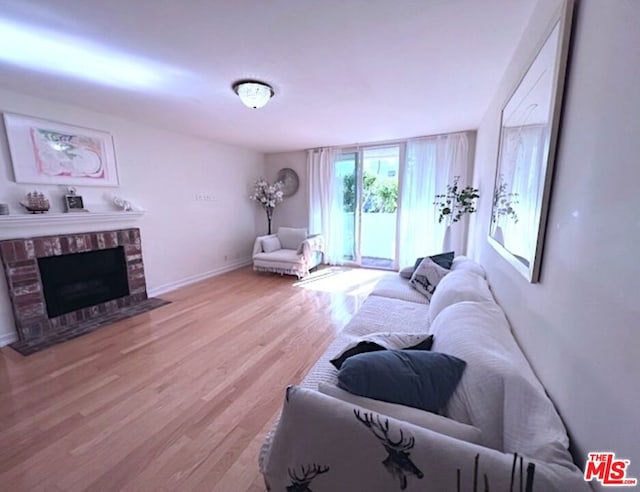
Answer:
(20, 191, 50, 214)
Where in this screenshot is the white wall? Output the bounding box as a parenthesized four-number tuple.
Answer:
(0, 89, 263, 345)
(263, 151, 308, 233)
(469, 0, 640, 483)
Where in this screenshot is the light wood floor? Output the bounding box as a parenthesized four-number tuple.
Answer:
(0, 266, 386, 491)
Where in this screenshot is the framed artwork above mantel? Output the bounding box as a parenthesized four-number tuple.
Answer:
(2, 112, 120, 187)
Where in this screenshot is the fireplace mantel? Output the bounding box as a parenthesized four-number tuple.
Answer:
(0, 211, 145, 228)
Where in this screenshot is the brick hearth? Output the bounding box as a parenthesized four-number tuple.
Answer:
(0, 228, 151, 348)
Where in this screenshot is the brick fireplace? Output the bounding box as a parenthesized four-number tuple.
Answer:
(0, 228, 165, 354)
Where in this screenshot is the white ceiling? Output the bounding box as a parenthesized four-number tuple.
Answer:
(0, 0, 536, 153)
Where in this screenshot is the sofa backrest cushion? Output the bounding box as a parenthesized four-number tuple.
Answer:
(318, 382, 483, 445)
(262, 236, 282, 253)
(428, 270, 494, 323)
(430, 301, 573, 466)
(277, 227, 307, 250)
(451, 255, 487, 278)
(337, 349, 466, 413)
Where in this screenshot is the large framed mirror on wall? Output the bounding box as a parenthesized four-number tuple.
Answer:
(488, 0, 574, 282)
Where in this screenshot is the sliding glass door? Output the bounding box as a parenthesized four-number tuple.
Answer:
(337, 144, 402, 269)
(360, 146, 400, 268)
(335, 152, 357, 261)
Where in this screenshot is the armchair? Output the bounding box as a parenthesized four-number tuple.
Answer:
(253, 227, 324, 278)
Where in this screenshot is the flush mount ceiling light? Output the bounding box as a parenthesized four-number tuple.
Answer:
(232, 80, 274, 109)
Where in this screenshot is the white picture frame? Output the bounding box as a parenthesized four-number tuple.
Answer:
(3, 112, 120, 187)
(488, 0, 574, 282)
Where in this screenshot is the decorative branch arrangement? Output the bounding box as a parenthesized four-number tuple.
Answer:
(491, 174, 519, 225)
(434, 176, 480, 226)
(249, 178, 284, 234)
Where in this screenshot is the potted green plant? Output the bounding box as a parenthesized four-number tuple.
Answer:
(434, 176, 480, 226)
(491, 174, 519, 224)
(434, 176, 479, 250)
(491, 174, 519, 244)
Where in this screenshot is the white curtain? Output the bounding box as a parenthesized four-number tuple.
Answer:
(307, 148, 346, 264)
(397, 132, 470, 269)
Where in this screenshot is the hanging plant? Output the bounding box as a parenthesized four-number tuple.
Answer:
(434, 176, 480, 226)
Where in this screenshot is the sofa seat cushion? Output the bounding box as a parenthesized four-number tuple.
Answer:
(430, 301, 574, 466)
(254, 248, 303, 264)
(344, 295, 431, 336)
(371, 274, 429, 304)
(297, 295, 431, 392)
(318, 382, 483, 445)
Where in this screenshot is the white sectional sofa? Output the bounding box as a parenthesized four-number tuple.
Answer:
(259, 256, 590, 491)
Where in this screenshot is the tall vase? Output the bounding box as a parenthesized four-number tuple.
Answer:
(266, 207, 273, 235)
(442, 225, 452, 252)
(493, 225, 505, 245)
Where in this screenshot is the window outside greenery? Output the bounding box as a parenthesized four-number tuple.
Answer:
(343, 171, 398, 213)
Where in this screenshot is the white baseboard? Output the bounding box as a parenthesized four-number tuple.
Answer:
(148, 257, 252, 297)
(0, 331, 18, 347)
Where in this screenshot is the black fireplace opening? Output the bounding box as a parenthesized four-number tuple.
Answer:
(38, 246, 130, 319)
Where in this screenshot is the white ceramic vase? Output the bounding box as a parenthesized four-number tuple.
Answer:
(442, 225, 452, 251)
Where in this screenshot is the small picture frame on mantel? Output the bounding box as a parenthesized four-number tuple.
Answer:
(64, 187, 87, 212)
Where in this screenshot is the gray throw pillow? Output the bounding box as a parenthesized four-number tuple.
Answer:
(337, 350, 466, 413)
(399, 266, 414, 279)
(410, 257, 450, 300)
(413, 251, 455, 271)
(400, 251, 454, 279)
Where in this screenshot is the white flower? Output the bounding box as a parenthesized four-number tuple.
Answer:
(249, 178, 286, 214)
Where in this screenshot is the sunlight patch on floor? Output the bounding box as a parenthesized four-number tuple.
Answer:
(293, 267, 389, 295)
